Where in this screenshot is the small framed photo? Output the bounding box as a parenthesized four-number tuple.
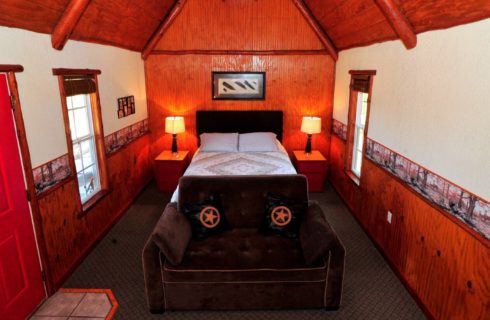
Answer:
(212, 72, 265, 100)
(117, 95, 135, 118)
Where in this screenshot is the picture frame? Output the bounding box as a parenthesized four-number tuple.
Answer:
(212, 72, 265, 100)
(117, 95, 135, 118)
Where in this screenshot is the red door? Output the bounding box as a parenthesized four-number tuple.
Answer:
(0, 74, 45, 319)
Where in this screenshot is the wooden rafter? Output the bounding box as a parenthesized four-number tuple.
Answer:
(291, 0, 338, 61)
(151, 49, 329, 56)
(141, 0, 188, 60)
(52, 0, 92, 50)
(373, 0, 417, 49)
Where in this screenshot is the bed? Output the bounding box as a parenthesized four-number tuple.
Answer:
(170, 111, 297, 202)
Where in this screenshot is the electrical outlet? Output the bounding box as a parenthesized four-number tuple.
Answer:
(387, 211, 393, 224)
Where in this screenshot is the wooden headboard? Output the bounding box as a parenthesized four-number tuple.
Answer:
(196, 110, 283, 142)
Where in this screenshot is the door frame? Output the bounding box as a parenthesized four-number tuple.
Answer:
(0, 65, 55, 294)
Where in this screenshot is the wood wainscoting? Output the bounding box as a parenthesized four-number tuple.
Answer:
(37, 134, 152, 288)
(329, 134, 490, 319)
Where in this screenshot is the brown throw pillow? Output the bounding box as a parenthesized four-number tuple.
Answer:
(182, 194, 229, 240)
(259, 193, 307, 239)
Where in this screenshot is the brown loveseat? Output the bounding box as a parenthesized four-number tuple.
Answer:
(143, 175, 345, 312)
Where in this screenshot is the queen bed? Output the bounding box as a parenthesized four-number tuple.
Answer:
(170, 111, 297, 202)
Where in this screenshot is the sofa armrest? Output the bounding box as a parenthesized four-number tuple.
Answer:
(300, 200, 346, 308)
(142, 203, 192, 312)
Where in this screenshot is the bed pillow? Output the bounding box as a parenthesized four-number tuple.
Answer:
(259, 193, 307, 239)
(182, 194, 229, 240)
(238, 132, 278, 152)
(200, 133, 238, 152)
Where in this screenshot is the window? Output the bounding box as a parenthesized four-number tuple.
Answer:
(346, 70, 376, 183)
(67, 94, 101, 202)
(351, 92, 369, 176)
(54, 69, 108, 213)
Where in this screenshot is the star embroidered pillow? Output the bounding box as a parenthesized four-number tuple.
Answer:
(181, 194, 229, 240)
(259, 193, 307, 239)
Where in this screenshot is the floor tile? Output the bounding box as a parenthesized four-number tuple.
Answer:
(71, 293, 112, 317)
(68, 318, 104, 320)
(34, 292, 85, 317)
(31, 317, 68, 320)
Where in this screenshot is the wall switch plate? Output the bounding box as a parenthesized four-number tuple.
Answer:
(387, 211, 393, 224)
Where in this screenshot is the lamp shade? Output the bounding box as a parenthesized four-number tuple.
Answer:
(165, 116, 185, 134)
(300, 116, 321, 134)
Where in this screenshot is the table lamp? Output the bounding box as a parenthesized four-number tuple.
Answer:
(165, 116, 185, 154)
(300, 116, 321, 154)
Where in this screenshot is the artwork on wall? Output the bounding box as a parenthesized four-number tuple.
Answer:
(212, 72, 265, 100)
(117, 95, 135, 118)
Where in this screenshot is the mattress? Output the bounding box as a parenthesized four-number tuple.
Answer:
(170, 143, 296, 202)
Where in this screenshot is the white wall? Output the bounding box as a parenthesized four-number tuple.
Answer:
(0, 27, 147, 167)
(334, 19, 490, 200)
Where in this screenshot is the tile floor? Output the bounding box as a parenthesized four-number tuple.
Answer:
(30, 289, 117, 320)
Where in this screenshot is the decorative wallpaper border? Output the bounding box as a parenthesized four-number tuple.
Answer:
(105, 119, 149, 155)
(33, 154, 71, 195)
(332, 119, 490, 242)
(365, 138, 490, 241)
(332, 119, 347, 141)
(33, 119, 149, 196)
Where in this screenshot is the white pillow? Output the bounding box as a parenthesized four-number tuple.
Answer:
(238, 132, 278, 152)
(200, 133, 239, 152)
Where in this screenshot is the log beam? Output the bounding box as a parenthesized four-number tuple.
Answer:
(374, 0, 417, 49)
(291, 0, 338, 61)
(141, 0, 188, 60)
(52, 0, 92, 50)
(151, 49, 329, 56)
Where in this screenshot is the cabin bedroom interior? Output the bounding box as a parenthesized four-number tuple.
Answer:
(0, 0, 489, 319)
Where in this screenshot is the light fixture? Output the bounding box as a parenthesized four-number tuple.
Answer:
(300, 116, 321, 154)
(165, 116, 185, 153)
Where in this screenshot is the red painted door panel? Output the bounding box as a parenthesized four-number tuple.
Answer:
(0, 74, 45, 319)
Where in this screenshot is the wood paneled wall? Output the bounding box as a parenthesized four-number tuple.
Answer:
(37, 135, 152, 287)
(145, 54, 334, 159)
(155, 0, 323, 51)
(329, 135, 490, 319)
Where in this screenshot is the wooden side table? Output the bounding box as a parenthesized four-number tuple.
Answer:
(292, 150, 327, 192)
(154, 150, 189, 192)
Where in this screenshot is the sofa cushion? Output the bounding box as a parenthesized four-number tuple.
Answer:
(163, 229, 326, 283)
(259, 193, 307, 238)
(182, 194, 229, 240)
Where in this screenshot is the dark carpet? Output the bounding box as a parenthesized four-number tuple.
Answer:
(63, 182, 426, 320)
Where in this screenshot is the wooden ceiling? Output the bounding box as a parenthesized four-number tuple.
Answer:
(0, 0, 489, 58)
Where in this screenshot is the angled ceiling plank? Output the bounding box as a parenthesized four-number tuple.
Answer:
(141, 0, 188, 60)
(373, 0, 417, 49)
(291, 0, 338, 61)
(52, 0, 92, 50)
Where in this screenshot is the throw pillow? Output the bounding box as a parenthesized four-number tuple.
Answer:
(200, 132, 239, 152)
(182, 194, 229, 240)
(259, 193, 307, 238)
(238, 132, 278, 152)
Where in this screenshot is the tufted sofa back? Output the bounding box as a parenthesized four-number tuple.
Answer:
(178, 175, 308, 229)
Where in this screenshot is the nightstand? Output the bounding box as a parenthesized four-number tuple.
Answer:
(154, 150, 190, 192)
(292, 150, 327, 192)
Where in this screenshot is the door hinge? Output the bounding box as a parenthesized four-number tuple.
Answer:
(10, 95, 15, 111)
(26, 190, 31, 202)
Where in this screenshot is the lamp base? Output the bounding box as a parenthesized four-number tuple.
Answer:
(304, 134, 312, 154)
(171, 134, 178, 153)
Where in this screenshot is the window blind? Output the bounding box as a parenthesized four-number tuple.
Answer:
(350, 75, 370, 93)
(63, 76, 96, 97)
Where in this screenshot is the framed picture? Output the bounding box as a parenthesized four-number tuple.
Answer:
(212, 72, 265, 100)
(117, 95, 135, 118)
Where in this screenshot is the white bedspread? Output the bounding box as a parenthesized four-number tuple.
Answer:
(170, 146, 296, 202)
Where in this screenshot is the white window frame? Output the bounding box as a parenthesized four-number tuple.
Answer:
(67, 94, 101, 203)
(351, 92, 369, 177)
